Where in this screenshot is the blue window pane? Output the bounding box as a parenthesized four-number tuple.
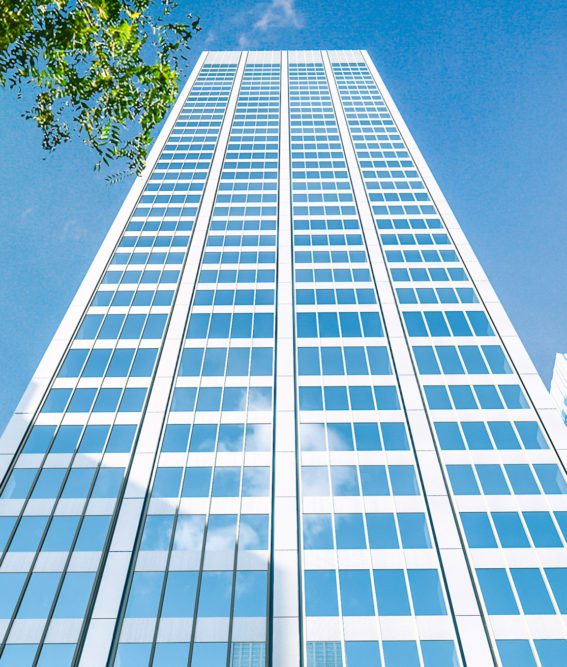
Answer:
(153, 643, 189, 667)
(0, 516, 16, 551)
(182, 467, 212, 497)
(535, 639, 567, 667)
(476, 465, 509, 495)
(511, 568, 554, 614)
(299, 387, 323, 410)
(0, 645, 37, 667)
(302, 467, 329, 496)
(140, 515, 174, 551)
(218, 424, 244, 452)
(239, 515, 269, 550)
(32, 468, 66, 498)
(242, 467, 270, 497)
(497, 640, 536, 667)
(421, 641, 458, 667)
(125, 571, 164, 617)
(162, 424, 190, 452)
(171, 387, 196, 411)
(477, 569, 518, 614)
(18, 572, 60, 619)
(381, 422, 408, 450)
(461, 513, 497, 548)
(488, 422, 520, 450)
(107, 425, 136, 453)
(345, 642, 380, 667)
(524, 512, 561, 547)
(462, 422, 492, 450)
(534, 464, 567, 494)
(339, 570, 374, 616)
(305, 570, 338, 616)
(75, 515, 111, 551)
(212, 467, 241, 497)
(114, 644, 151, 667)
(360, 466, 389, 496)
(42, 388, 72, 412)
(0, 573, 26, 618)
(306, 642, 342, 667)
(161, 571, 198, 617)
(335, 514, 366, 549)
(408, 569, 446, 615)
(36, 644, 75, 667)
(92, 467, 124, 497)
(53, 572, 95, 618)
(383, 641, 419, 667)
(234, 571, 267, 617)
(413, 346, 440, 374)
(447, 465, 479, 495)
(197, 572, 232, 617)
(191, 643, 228, 667)
(41, 516, 78, 552)
(10, 516, 48, 552)
(173, 515, 205, 552)
(389, 466, 419, 495)
(544, 568, 567, 613)
(303, 514, 333, 549)
(324, 386, 349, 410)
(504, 465, 539, 494)
(327, 423, 354, 451)
(367, 513, 398, 549)
(190, 424, 217, 452)
(152, 468, 182, 498)
(23, 425, 56, 453)
(492, 512, 529, 548)
(374, 569, 410, 615)
(425, 385, 451, 409)
(1, 468, 36, 499)
(78, 425, 110, 453)
(398, 513, 431, 548)
(367, 347, 391, 374)
(331, 466, 359, 496)
(354, 423, 381, 450)
(515, 422, 547, 450)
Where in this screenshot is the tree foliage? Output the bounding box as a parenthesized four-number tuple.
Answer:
(0, 0, 200, 177)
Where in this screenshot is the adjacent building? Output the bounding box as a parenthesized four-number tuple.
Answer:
(1, 50, 566, 667)
(550, 353, 567, 426)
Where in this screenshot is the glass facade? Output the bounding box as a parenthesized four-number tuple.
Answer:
(0, 50, 565, 667)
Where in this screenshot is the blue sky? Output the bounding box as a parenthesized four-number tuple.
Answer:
(0, 0, 565, 432)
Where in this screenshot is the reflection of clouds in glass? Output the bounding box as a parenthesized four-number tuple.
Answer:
(248, 388, 272, 412)
(239, 515, 269, 550)
(300, 423, 326, 451)
(173, 515, 205, 551)
(245, 423, 272, 451)
(301, 466, 330, 496)
(327, 423, 353, 451)
(243, 467, 270, 496)
(206, 515, 237, 551)
(303, 514, 330, 545)
(141, 515, 173, 550)
(218, 424, 244, 452)
(331, 465, 359, 495)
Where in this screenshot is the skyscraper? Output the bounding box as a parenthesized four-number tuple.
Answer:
(1, 49, 566, 667)
(550, 354, 567, 426)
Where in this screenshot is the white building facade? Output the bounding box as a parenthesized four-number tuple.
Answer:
(1, 50, 566, 667)
(550, 354, 567, 426)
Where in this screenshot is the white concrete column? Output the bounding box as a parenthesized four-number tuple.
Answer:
(78, 51, 248, 666)
(271, 50, 302, 667)
(322, 50, 495, 667)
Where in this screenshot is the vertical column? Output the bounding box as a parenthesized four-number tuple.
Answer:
(271, 50, 301, 667)
(78, 52, 247, 666)
(359, 51, 567, 462)
(0, 51, 209, 479)
(322, 51, 494, 666)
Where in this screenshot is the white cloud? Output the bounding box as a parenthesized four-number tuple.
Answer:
(254, 0, 303, 32)
(237, 0, 303, 49)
